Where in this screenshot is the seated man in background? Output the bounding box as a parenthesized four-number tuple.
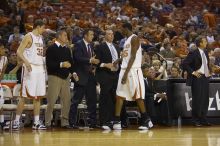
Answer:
(142, 63, 170, 125)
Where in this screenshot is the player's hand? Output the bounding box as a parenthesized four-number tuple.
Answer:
(121, 74, 128, 84)
(62, 61, 71, 68)
(25, 62, 32, 72)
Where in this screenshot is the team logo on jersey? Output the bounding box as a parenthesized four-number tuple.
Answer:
(125, 44, 131, 48)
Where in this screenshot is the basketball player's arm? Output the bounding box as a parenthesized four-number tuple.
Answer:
(121, 36, 139, 84)
(0, 58, 8, 81)
(17, 34, 32, 72)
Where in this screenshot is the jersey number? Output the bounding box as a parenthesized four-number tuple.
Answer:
(37, 48, 43, 56)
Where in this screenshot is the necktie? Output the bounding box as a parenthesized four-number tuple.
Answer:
(87, 44, 91, 57)
(109, 44, 117, 62)
(202, 52, 209, 77)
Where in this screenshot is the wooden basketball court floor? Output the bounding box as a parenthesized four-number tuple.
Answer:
(1, 126, 220, 146)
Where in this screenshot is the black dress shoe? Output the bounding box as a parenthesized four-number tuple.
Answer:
(61, 125, 73, 129)
(193, 121, 202, 127)
(200, 121, 212, 126)
(89, 124, 98, 129)
(46, 125, 52, 130)
(71, 125, 79, 129)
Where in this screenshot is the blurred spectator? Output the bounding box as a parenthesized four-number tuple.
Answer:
(172, 0, 185, 7)
(25, 15, 34, 32)
(209, 56, 220, 77)
(152, 59, 168, 80)
(169, 65, 181, 78)
(72, 27, 82, 45)
(8, 26, 24, 53)
(159, 42, 176, 59)
(28, 0, 42, 10)
(150, 0, 163, 17)
(171, 36, 189, 58)
(10, 15, 25, 34)
(5, 53, 17, 73)
(0, 9, 10, 27)
(40, 1, 54, 12)
(214, 48, 220, 66)
(203, 9, 217, 29)
(8, 26, 24, 44)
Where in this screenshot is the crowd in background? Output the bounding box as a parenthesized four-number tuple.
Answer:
(0, 0, 220, 81)
(0, 0, 220, 128)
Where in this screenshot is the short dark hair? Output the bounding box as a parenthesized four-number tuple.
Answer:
(83, 29, 93, 37)
(56, 28, 66, 38)
(122, 22, 132, 31)
(171, 65, 180, 72)
(33, 19, 45, 29)
(141, 63, 151, 70)
(195, 36, 205, 47)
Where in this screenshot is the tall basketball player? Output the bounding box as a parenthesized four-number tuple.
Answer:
(113, 22, 153, 130)
(9, 19, 46, 130)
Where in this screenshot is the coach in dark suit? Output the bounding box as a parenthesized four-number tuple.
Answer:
(182, 36, 211, 127)
(69, 29, 100, 128)
(95, 29, 121, 130)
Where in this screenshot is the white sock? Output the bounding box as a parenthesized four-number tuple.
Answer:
(0, 115, 4, 123)
(34, 115, 39, 123)
(15, 115, 21, 122)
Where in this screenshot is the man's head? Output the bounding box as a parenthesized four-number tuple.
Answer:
(105, 29, 114, 43)
(27, 15, 34, 23)
(213, 48, 220, 57)
(195, 36, 207, 49)
(83, 29, 94, 43)
(15, 15, 21, 22)
(9, 53, 17, 65)
(33, 19, 46, 35)
(56, 29, 68, 45)
(142, 63, 156, 79)
(164, 43, 171, 50)
(121, 22, 132, 37)
(13, 26, 20, 34)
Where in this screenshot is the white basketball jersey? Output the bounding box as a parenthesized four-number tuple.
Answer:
(23, 32, 44, 65)
(0, 56, 7, 73)
(121, 34, 142, 69)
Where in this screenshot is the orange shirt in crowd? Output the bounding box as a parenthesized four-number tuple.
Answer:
(17, 1, 28, 10)
(203, 12, 217, 28)
(28, 1, 40, 10)
(172, 37, 189, 58)
(0, 16, 10, 27)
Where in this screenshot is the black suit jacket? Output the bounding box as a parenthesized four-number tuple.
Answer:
(182, 49, 210, 86)
(95, 42, 121, 84)
(144, 79, 156, 98)
(73, 40, 95, 86)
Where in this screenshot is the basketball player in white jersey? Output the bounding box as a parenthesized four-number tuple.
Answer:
(113, 22, 153, 130)
(10, 19, 46, 130)
(0, 42, 8, 130)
